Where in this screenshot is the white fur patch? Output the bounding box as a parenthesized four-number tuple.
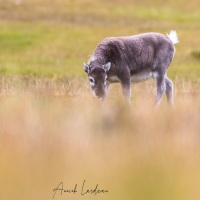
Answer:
(152, 72, 159, 80)
(109, 76, 120, 83)
(167, 30, 179, 45)
(131, 71, 153, 83)
(104, 75, 108, 85)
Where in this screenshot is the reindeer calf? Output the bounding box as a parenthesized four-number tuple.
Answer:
(83, 30, 179, 105)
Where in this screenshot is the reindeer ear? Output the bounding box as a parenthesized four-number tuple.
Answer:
(83, 63, 90, 73)
(103, 62, 111, 72)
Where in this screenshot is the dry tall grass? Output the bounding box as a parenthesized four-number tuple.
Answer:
(1, 77, 200, 200)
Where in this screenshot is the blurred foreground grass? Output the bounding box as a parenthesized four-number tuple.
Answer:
(1, 77, 200, 200)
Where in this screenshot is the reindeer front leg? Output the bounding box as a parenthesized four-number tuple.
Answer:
(118, 69, 131, 104)
(100, 81, 110, 102)
(121, 79, 131, 105)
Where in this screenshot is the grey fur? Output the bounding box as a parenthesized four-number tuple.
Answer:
(83, 31, 178, 105)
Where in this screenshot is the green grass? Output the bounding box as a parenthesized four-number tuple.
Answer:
(0, 24, 200, 78)
(0, 0, 200, 78)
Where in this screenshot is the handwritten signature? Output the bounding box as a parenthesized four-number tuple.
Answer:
(52, 180, 109, 199)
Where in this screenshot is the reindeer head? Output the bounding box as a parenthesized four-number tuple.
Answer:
(83, 62, 111, 99)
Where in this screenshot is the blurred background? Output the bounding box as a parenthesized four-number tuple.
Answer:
(1, 0, 200, 200)
(0, 0, 200, 78)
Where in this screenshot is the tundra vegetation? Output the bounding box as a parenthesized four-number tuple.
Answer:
(1, 0, 200, 200)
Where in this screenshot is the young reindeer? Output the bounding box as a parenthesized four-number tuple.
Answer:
(83, 30, 179, 105)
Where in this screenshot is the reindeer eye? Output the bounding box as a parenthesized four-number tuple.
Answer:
(89, 77, 95, 86)
(105, 75, 107, 81)
(89, 78, 94, 82)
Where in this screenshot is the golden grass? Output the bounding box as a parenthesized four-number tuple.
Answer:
(1, 77, 200, 200)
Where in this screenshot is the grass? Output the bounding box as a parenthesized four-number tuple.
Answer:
(0, 23, 200, 78)
(0, 0, 200, 78)
(1, 0, 200, 200)
(1, 77, 200, 200)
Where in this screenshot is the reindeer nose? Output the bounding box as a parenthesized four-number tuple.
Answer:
(95, 91, 104, 98)
(96, 94, 103, 98)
